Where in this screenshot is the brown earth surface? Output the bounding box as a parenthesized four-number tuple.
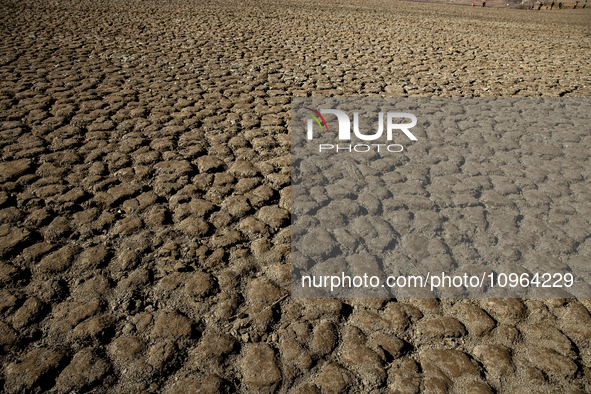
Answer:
(1, 0, 591, 393)
(410, 0, 584, 9)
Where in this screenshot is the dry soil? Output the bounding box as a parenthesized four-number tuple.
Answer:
(0, 0, 590, 393)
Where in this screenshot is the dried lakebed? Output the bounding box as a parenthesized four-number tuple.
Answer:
(1, 0, 591, 393)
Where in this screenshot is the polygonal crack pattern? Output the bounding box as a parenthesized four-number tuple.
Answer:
(0, 1, 590, 393)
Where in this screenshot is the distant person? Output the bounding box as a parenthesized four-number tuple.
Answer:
(574, 1, 578, 7)
(551, 1, 555, 8)
(532, 2, 535, 8)
(472, 1, 475, 5)
(558, 2, 562, 7)
(583, 0, 587, 8)
(482, 1, 485, 6)
(538, 2, 543, 8)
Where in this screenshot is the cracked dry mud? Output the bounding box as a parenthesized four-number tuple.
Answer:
(291, 97, 591, 300)
(0, 0, 590, 393)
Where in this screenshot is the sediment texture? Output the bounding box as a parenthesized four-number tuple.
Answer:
(0, 0, 590, 393)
